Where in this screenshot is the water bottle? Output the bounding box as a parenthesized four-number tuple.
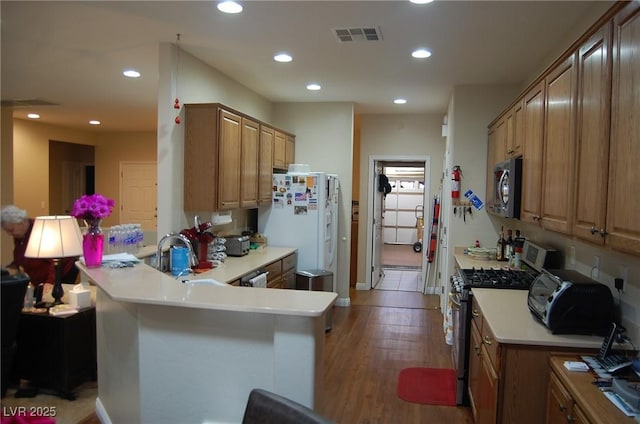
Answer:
(108, 226, 117, 254)
(115, 225, 124, 253)
(23, 282, 35, 309)
(134, 224, 143, 252)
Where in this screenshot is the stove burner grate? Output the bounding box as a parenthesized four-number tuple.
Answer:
(461, 268, 535, 290)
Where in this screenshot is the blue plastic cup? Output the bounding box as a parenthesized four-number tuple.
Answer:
(171, 246, 189, 276)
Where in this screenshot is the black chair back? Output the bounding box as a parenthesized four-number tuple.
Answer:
(242, 388, 334, 424)
(1, 272, 30, 397)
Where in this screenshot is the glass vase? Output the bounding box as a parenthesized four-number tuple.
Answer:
(83, 218, 104, 268)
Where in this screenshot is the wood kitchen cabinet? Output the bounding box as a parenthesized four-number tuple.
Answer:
(259, 125, 275, 204)
(573, 22, 613, 246)
(468, 297, 498, 424)
(521, 53, 580, 234)
(240, 117, 260, 208)
(185, 103, 293, 211)
(539, 53, 578, 235)
(285, 134, 295, 168)
(486, 117, 507, 211)
(520, 80, 545, 225)
(273, 130, 286, 169)
(605, 1, 640, 256)
(573, 2, 640, 257)
(467, 296, 595, 424)
(547, 356, 634, 424)
(264, 252, 297, 289)
(507, 99, 524, 158)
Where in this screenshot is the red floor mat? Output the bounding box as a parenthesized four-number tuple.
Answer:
(397, 367, 457, 406)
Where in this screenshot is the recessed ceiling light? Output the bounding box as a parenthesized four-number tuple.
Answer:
(123, 69, 141, 78)
(412, 48, 432, 59)
(27, 113, 40, 119)
(89, 120, 101, 125)
(274, 53, 293, 63)
(306, 83, 322, 91)
(217, 1, 243, 14)
(410, 0, 434, 4)
(394, 98, 407, 105)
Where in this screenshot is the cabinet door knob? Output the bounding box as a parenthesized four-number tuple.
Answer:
(590, 226, 598, 235)
(482, 336, 493, 346)
(558, 404, 566, 412)
(472, 310, 480, 318)
(599, 228, 608, 237)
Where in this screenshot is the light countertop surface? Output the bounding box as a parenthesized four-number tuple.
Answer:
(472, 288, 602, 349)
(454, 246, 510, 270)
(78, 246, 336, 317)
(454, 246, 602, 350)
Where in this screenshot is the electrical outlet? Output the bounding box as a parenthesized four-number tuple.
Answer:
(620, 267, 628, 290)
(592, 255, 600, 279)
(569, 246, 575, 265)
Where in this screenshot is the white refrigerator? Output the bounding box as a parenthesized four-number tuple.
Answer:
(258, 172, 339, 289)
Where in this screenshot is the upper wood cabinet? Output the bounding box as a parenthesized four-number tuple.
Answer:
(486, 119, 504, 211)
(240, 117, 260, 209)
(517, 54, 577, 234)
(508, 99, 524, 158)
(540, 53, 578, 235)
(184, 103, 293, 211)
(259, 125, 275, 205)
(573, 22, 613, 245)
(285, 134, 295, 168)
(273, 130, 286, 169)
(520, 80, 545, 225)
(606, 2, 640, 255)
(183, 104, 228, 212)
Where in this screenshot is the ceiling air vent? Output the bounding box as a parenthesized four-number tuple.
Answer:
(1, 99, 59, 107)
(333, 27, 382, 43)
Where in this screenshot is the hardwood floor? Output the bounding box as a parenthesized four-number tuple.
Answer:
(31, 289, 473, 423)
(320, 288, 473, 423)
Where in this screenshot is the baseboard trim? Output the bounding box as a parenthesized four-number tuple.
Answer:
(95, 397, 112, 424)
(355, 282, 369, 291)
(335, 296, 351, 307)
(423, 286, 439, 295)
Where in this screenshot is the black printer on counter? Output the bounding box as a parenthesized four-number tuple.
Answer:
(527, 269, 613, 336)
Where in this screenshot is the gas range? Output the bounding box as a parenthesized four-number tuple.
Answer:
(459, 267, 536, 290)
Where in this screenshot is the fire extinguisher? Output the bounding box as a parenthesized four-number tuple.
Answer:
(451, 165, 462, 199)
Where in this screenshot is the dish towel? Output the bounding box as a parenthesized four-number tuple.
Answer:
(249, 272, 268, 288)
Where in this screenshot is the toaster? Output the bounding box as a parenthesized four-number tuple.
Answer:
(527, 269, 613, 336)
(224, 235, 250, 256)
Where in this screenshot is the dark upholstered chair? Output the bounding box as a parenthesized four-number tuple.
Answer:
(1, 272, 30, 397)
(242, 388, 334, 424)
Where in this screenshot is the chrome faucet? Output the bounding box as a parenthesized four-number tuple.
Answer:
(156, 233, 199, 272)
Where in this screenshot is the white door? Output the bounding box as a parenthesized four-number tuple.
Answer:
(370, 163, 385, 288)
(120, 162, 157, 230)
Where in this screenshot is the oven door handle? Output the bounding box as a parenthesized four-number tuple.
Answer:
(448, 292, 462, 308)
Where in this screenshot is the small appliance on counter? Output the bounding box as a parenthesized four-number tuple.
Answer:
(528, 268, 613, 336)
(224, 235, 250, 257)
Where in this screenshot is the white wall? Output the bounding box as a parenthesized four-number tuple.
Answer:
(157, 43, 273, 235)
(272, 102, 354, 304)
(357, 114, 445, 286)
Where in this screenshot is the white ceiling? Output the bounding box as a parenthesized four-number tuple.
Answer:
(1, 1, 613, 132)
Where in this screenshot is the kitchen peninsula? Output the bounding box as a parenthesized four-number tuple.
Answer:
(77, 247, 336, 424)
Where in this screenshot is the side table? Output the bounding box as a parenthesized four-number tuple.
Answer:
(12, 306, 97, 400)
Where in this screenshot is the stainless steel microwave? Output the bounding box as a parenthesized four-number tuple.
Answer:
(491, 157, 522, 219)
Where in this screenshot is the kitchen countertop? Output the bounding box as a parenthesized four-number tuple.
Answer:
(78, 246, 335, 317)
(454, 246, 510, 270)
(472, 288, 602, 349)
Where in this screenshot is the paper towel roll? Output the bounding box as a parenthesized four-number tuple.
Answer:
(249, 272, 267, 288)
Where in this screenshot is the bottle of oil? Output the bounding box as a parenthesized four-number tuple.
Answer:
(505, 229, 514, 263)
(496, 227, 506, 261)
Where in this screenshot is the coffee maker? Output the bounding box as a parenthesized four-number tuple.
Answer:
(180, 216, 215, 270)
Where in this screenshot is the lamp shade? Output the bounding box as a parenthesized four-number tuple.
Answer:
(24, 216, 83, 259)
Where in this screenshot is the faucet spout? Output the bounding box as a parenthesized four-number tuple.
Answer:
(156, 233, 199, 272)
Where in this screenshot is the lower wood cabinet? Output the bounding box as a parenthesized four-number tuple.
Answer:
(547, 356, 634, 424)
(468, 297, 595, 424)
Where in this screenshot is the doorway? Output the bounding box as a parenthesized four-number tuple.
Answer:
(365, 156, 430, 293)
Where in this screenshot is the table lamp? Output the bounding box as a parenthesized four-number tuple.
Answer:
(24, 216, 83, 305)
